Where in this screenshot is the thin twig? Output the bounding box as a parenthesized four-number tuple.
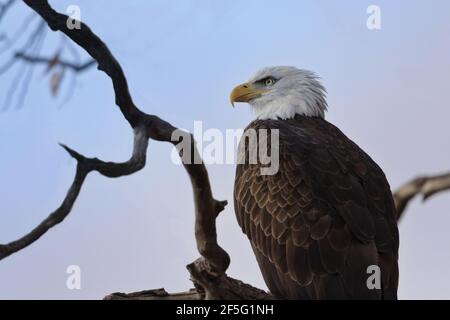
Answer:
(15, 22, 46, 109)
(0, 12, 37, 54)
(15, 52, 95, 72)
(2, 20, 46, 110)
(0, 0, 16, 23)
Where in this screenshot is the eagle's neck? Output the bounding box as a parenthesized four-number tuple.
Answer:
(250, 89, 327, 120)
(252, 101, 326, 120)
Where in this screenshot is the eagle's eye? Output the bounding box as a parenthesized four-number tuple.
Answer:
(264, 78, 275, 86)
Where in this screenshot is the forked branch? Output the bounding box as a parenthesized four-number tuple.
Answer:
(0, 126, 148, 260)
(0, 0, 238, 299)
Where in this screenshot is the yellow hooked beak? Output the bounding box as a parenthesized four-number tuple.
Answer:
(229, 82, 269, 107)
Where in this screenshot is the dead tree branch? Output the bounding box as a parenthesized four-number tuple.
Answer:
(15, 52, 95, 72)
(104, 288, 202, 301)
(0, 127, 148, 260)
(394, 172, 450, 220)
(0, 0, 273, 300)
(1, 5, 94, 109)
(105, 276, 274, 300)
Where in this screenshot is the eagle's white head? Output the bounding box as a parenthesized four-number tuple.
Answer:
(230, 66, 327, 120)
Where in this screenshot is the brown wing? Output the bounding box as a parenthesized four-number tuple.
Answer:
(234, 116, 399, 300)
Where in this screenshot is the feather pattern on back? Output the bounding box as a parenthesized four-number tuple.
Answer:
(234, 115, 399, 300)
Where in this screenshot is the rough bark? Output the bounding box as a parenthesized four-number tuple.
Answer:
(394, 172, 450, 220)
(105, 273, 274, 300)
(0, 0, 240, 299)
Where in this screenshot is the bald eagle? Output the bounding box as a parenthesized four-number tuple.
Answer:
(230, 66, 399, 300)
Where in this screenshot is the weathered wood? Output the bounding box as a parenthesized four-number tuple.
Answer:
(1, 0, 230, 300)
(104, 273, 274, 300)
(394, 172, 450, 220)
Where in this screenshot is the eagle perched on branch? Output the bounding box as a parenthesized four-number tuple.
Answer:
(230, 66, 399, 300)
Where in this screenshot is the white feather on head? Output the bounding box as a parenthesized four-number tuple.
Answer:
(247, 66, 328, 120)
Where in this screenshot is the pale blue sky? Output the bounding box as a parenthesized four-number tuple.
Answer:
(1, 0, 450, 299)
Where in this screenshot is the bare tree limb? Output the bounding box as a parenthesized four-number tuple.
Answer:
(104, 276, 274, 300)
(0, 19, 45, 76)
(1, 19, 47, 110)
(21, 0, 143, 126)
(1, 8, 93, 108)
(104, 288, 202, 301)
(14, 52, 95, 72)
(0, 12, 37, 53)
(15, 24, 45, 109)
(394, 172, 450, 220)
(0, 0, 243, 299)
(0, 126, 148, 260)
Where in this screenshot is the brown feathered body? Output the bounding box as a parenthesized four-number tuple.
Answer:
(234, 115, 399, 300)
